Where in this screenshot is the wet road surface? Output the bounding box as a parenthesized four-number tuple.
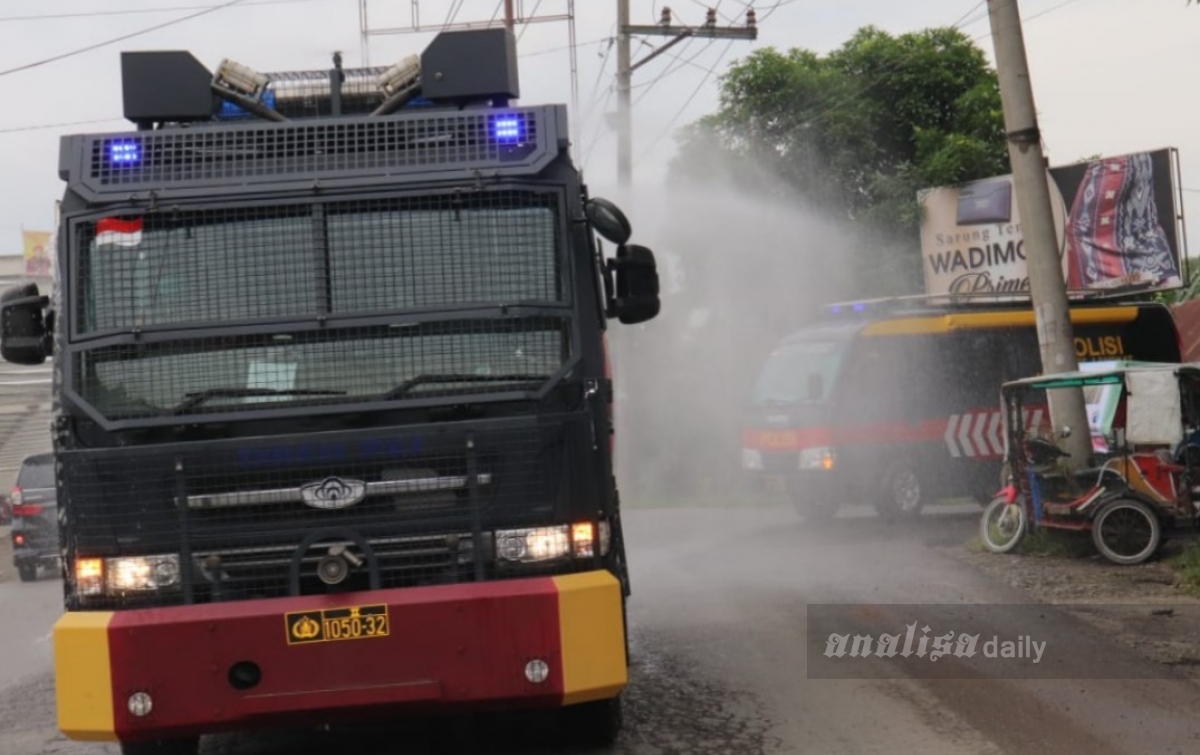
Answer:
(4, 504, 1200, 754)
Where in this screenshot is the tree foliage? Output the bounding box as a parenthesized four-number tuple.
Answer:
(669, 25, 1010, 287)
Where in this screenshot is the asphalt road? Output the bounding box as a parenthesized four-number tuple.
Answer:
(3, 505, 1200, 755)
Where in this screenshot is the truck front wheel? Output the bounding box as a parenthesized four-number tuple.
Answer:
(560, 695, 623, 746)
(120, 737, 200, 755)
(874, 462, 925, 519)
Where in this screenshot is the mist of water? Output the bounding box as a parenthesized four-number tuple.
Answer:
(595, 163, 914, 505)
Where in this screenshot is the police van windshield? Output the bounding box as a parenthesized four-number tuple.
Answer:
(751, 340, 847, 406)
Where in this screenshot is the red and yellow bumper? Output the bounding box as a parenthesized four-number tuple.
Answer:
(54, 571, 626, 743)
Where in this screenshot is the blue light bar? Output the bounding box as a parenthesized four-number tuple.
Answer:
(853, 302, 867, 312)
(491, 115, 524, 143)
(216, 89, 278, 121)
(109, 140, 141, 165)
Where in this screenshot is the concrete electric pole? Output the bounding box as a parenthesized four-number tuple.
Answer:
(615, 3, 757, 187)
(987, 0, 1091, 467)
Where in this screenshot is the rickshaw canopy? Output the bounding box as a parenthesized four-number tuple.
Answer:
(1001, 361, 1200, 447)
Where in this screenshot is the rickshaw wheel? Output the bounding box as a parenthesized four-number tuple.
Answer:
(980, 496, 1027, 553)
(1091, 499, 1162, 566)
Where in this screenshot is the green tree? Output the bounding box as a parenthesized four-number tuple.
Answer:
(669, 25, 1009, 290)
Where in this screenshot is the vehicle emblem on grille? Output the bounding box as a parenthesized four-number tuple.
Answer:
(300, 477, 367, 510)
(291, 615, 321, 641)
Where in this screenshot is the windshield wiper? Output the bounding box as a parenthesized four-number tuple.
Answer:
(382, 373, 547, 400)
(174, 387, 347, 413)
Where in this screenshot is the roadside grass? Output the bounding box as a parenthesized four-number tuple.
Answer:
(1169, 543, 1200, 596)
(1016, 528, 1096, 559)
(965, 527, 1094, 559)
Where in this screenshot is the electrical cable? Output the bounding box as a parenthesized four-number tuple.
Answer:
(0, 0, 250, 79)
(0, 0, 332, 23)
(518, 0, 546, 41)
(636, 38, 736, 162)
(0, 118, 125, 134)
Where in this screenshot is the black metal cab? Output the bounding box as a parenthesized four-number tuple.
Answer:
(0, 29, 660, 610)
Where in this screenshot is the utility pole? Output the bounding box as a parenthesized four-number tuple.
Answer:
(987, 0, 1091, 467)
(616, 0, 633, 188)
(615, 4, 757, 188)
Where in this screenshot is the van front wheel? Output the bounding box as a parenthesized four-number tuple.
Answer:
(875, 463, 924, 519)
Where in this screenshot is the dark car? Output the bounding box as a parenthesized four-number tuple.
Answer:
(11, 453, 58, 582)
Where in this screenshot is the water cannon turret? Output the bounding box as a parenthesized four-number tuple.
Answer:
(120, 27, 521, 128)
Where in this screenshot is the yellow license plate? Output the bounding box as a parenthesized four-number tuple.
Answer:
(285, 604, 390, 645)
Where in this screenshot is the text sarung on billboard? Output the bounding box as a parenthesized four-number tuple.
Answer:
(918, 149, 1185, 298)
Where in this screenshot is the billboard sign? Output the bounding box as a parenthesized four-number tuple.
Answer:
(21, 229, 53, 278)
(918, 149, 1184, 298)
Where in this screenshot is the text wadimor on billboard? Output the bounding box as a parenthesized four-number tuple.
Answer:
(918, 149, 1184, 298)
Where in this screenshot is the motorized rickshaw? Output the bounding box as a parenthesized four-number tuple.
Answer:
(980, 361, 1200, 565)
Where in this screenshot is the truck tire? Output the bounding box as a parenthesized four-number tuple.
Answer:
(16, 562, 38, 583)
(874, 462, 925, 519)
(560, 695, 622, 747)
(120, 738, 200, 755)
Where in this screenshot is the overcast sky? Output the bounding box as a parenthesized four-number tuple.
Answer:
(0, 0, 1196, 256)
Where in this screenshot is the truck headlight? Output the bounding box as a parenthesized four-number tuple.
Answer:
(105, 555, 181, 593)
(799, 447, 835, 470)
(496, 522, 611, 563)
(741, 448, 764, 470)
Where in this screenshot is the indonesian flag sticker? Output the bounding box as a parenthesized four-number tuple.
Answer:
(95, 216, 144, 248)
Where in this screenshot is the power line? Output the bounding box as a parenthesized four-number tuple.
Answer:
(583, 37, 616, 115)
(633, 40, 713, 105)
(0, 0, 250, 79)
(518, 0, 547, 41)
(636, 38, 736, 163)
(0, 118, 124, 135)
(519, 37, 610, 58)
(441, 0, 466, 31)
(0, 0, 332, 23)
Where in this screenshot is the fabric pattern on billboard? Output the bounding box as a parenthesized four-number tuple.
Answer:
(1064, 153, 1180, 291)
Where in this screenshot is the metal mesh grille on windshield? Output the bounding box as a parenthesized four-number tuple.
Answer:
(76, 190, 563, 334)
(75, 318, 571, 420)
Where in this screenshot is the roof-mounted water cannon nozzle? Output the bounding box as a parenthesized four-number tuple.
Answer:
(212, 58, 286, 122)
(372, 54, 422, 116)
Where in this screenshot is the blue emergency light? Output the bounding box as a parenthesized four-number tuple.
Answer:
(109, 140, 141, 165)
(491, 115, 524, 143)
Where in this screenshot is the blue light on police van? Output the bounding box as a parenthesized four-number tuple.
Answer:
(491, 115, 524, 143)
(109, 141, 141, 165)
(853, 303, 867, 312)
(828, 305, 843, 315)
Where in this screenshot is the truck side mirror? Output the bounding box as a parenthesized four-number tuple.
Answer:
(1, 283, 51, 365)
(585, 197, 632, 246)
(606, 244, 660, 325)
